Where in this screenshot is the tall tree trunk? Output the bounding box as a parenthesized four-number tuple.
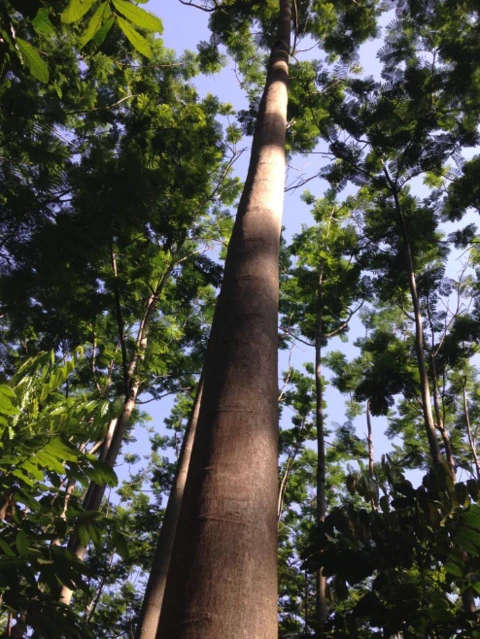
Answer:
(135, 376, 204, 639)
(366, 401, 377, 512)
(431, 354, 455, 476)
(156, 4, 291, 637)
(400, 223, 440, 463)
(459, 386, 477, 617)
(366, 401, 374, 481)
(277, 411, 308, 521)
(60, 273, 171, 605)
(463, 383, 480, 480)
(315, 275, 327, 630)
(384, 168, 442, 465)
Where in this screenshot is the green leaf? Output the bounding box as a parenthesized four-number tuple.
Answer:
(112, 0, 163, 32)
(45, 437, 79, 463)
(0, 385, 15, 399)
(0, 388, 19, 415)
(80, 1, 110, 48)
(32, 8, 55, 35)
(116, 16, 152, 59)
(16, 38, 49, 83)
(458, 527, 480, 546)
(34, 450, 65, 474)
(463, 505, 480, 531)
(85, 460, 118, 487)
(112, 530, 130, 560)
(61, 0, 96, 24)
(11, 469, 35, 487)
(20, 460, 44, 482)
(16, 531, 30, 557)
(77, 524, 90, 547)
(445, 561, 463, 578)
(89, 15, 114, 50)
(455, 536, 477, 555)
(0, 539, 15, 557)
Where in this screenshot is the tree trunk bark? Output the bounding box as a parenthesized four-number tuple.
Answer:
(135, 376, 204, 639)
(366, 401, 377, 512)
(463, 384, 480, 480)
(401, 226, 441, 464)
(315, 284, 327, 630)
(60, 274, 171, 605)
(59, 385, 141, 604)
(431, 354, 455, 477)
(366, 401, 374, 480)
(156, 4, 291, 637)
(384, 168, 442, 465)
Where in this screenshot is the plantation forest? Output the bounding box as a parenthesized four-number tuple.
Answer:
(1, 0, 480, 637)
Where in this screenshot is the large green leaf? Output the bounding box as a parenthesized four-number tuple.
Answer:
(84, 460, 118, 487)
(61, 0, 96, 23)
(89, 15, 114, 50)
(15, 38, 49, 84)
(116, 16, 152, 58)
(16, 531, 30, 557)
(0, 385, 15, 399)
(445, 561, 463, 578)
(111, 530, 130, 561)
(80, 1, 110, 48)
(0, 539, 15, 557)
(112, 0, 163, 32)
(32, 8, 55, 35)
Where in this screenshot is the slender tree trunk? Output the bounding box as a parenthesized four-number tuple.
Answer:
(384, 169, 442, 465)
(431, 354, 455, 476)
(60, 274, 171, 605)
(59, 385, 141, 604)
(277, 412, 308, 521)
(460, 383, 477, 616)
(463, 384, 480, 480)
(157, 4, 291, 637)
(304, 569, 309, 634)
(401, 228, 441, 464)
(135, 376, 204, 639)
(366, 401, 374, 480)
(366, 401, 377, 512)
(315, 285, 327, 630)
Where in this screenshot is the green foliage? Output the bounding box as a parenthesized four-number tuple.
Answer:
(0, 0, 164, 83)
(16, 37, 49, 83)
(304, 459, 480, 637)
(0, 351, 121, 637)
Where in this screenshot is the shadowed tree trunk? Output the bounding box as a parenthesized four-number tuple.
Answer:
(366, 401, 374, 481)
(135, 375, 204, 639)
(156, 2, 291, 637)
(315, 270, 327, 630)
(463, 382, 480, 480)
(430, 353, 455, 476)
(383, 166, 442, 465)
(366, 401, 377, 511)
(60, 269, 172, 605)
